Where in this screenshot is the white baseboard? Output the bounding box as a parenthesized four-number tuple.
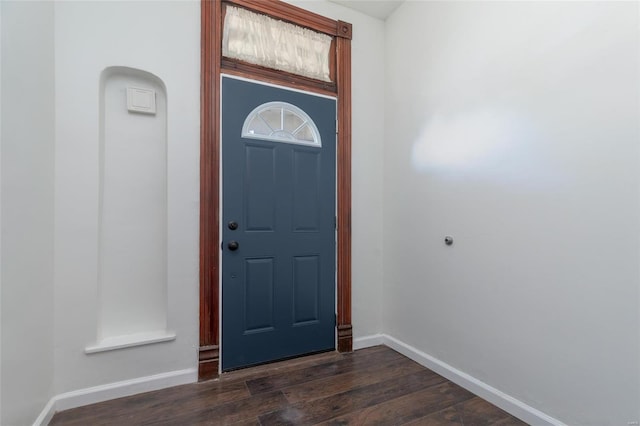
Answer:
(33, 398, 57, 426)
(33, 368, 197, 426)
(33, 337, 564, 426)
(381, 334, 565, 426)
(353, 333, 384, 350)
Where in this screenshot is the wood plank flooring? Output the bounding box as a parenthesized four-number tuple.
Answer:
(50, 346, 528, 426)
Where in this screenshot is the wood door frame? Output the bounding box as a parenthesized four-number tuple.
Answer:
(200, 0, 352, 381)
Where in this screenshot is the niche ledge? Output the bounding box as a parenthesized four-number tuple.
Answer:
(85, 331, 176, 354)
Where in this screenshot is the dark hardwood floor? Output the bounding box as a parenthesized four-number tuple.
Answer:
(50, 346, 528, 425)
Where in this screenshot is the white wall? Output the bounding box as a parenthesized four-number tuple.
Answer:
(384, 2, 640, 425)
(289, 0, 386, 341)
(0, 1, 56, 424)
(53, 1, 200, 393)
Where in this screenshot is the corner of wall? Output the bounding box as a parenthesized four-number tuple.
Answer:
(0, 1, 56, 424)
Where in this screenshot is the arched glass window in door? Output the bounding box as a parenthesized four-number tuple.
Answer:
(242, 101, 322, 147)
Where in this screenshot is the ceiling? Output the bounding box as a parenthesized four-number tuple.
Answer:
(328, 0, 404, 20)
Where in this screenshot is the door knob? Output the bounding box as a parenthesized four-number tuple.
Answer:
(228, 221, 238, 230)
(227, 241, 239, 251)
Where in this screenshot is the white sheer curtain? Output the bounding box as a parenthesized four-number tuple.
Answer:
(222, 6, 333, 82)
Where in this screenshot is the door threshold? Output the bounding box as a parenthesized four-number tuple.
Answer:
(218, 348, 339, 380)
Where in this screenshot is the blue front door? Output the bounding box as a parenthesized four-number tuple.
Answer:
(221, 76, 336, 371)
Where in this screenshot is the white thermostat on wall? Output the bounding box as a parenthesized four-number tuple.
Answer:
(126, 86, 156, 115)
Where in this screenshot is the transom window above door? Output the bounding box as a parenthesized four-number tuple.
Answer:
(242, 101, 322, 147)
(223, 5, 333, 82)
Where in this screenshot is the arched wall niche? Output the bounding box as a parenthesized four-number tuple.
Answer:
(87, 66, 174, 353)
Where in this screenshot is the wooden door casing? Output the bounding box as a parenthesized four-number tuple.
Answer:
(200, 0, 352, 380)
